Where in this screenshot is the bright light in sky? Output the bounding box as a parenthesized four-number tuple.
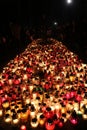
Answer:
(67, 0, 72, 4)
(54, 22, 58, 26)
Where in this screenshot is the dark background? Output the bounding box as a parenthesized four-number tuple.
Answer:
(0, 0, 87, 69)
(0, 0, 87, 26)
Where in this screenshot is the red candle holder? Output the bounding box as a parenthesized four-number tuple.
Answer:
(58, 121, 64, 128)
(45, 118, 55, 130)
(45, 107, 54, 119)
(70, 118, 78, 125)
(20, 125, 27, 130)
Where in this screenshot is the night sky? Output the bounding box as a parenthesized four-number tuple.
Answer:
(0, 0, 87, 26)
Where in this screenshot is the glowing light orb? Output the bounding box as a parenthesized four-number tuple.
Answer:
(54, 22, 58, 26)
(67, 0, 72, 4)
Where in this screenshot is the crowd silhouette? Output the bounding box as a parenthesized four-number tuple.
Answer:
(0, 18, 87, 72)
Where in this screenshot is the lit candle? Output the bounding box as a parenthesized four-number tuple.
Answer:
(30, 117, 39, 128)
(5, 107, 11, 115)
(29, 85, 34, 93)
(70, 110, 78, 125)
(82, 108, 87, 120)
(39, 114, 46, 126)
(45, 107, 54, 119)
(0, 108, 3, 116)
(20, 125, 27, 130)
(16, 101, 22, 108)
(30, 106, 36, 118)
(45, 118, 55, 130)
(12, 114, 19, 124)
(83, 114, 87, 120)
(4, 114, 12, 123)
(21, 108, 29, 122)
(8, 79, 13, 85)
(53, 114, 58, 124)
(73, 102, 79, 112)
(32, 93, 37, 100)
(10, 103, 15, 109)
(23, 74, 28, 81)
(70, 118, 78, 125)
(17, 109, 22, 119)
(2, 100, 10, 109)
(25, 98, 30, 105)
(61, 105, 67, 114)
(58, 119, 64, 128)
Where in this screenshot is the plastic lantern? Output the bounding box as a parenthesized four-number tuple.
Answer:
(45, 118, 55, 130)
(70, 110, 78, 125)
(70, 118, 78, 125)
(58, 120, 64, 128)
(45, 107, 54, 119)
(21, 108, 29, 122)
(39, 114, 46, 126)
(20, 125, 27, 130)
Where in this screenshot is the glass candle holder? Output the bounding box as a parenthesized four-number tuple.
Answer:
(10, 103, 15, 109)
(5, 107, 11, 115)
(30, 117, 39, 128)
(21, 108, 29, 122)
(82, 109, 87, 120)
(24, 98, 30, 105)
(0, 108, 3, 116)
(42, 103, 46, 112)
(53, 114, 58, 124)
(2, 100, 10, 109)
(11, 109, 16, 116)
(8, 79, 13, 85)
(83, 114, 87, 120)
(29, 85, 34, 93)
(66, 110, 71, 120)
(12, 113, 19, 125)
(58, 119, 64, 128)
(45, 118, 55, 130)
(73, 102, 79, 112)
(17, 109, 22, 118)
(45, 107, 54, 119)
(70, 118, 78, 125)
(30, 106, 36, 119)
(39, 114, 46, 126)
(4, 114, 12, 123)
(16, 101, 22, 109)
(61, 105, 67, 114)
(20, 125, 27, 130)
(70, 110, 78, 125)
(32, 93, 37, 100)
(23, 74, 28, 81)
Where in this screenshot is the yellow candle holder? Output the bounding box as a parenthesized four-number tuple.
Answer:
(12, 116, 20, 125)
(21, 108, 29, 122)
(5, 107, 11, 115)
(0, 108, 3, 116)
(16, 101, 22, 108)
(39, 114, 46, 126)
(83, 114, 87, 120)
(4, 114, 12, 123)
(2, 101, 10, 109)
(17, 109, 22, 119)
(10, 103, 15, 109)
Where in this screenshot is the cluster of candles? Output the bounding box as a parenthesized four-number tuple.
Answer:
(0, 38, 87, 130)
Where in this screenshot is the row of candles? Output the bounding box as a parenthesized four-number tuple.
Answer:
(0, 38, 87, 130)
